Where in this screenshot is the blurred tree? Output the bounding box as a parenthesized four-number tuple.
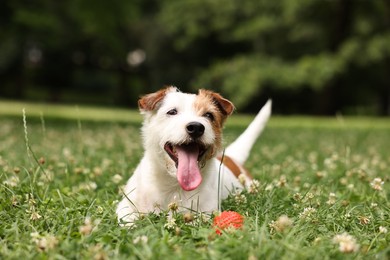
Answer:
(0, 0, 389, 114)
(158, 0, 390, 114)
(0, 0, 143, 105)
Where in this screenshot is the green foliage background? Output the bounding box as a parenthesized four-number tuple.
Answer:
(1, 0, 390, 114)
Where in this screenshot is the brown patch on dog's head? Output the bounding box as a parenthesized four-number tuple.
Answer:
(196, 89, 234, 125)
(194, 89, 234, 155)
(138, 86, 178, 111)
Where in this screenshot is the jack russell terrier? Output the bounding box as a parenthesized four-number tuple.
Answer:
(117, 86, 271, 226)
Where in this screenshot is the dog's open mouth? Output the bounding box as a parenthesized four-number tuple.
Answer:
(164, 142, 207, 191)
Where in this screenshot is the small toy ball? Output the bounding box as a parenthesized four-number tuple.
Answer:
(213, 211, 244, 235)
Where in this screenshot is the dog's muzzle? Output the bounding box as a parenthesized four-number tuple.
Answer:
(163, 122, 208, 191)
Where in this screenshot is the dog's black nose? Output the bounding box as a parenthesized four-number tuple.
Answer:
(186, 122, 205, 139)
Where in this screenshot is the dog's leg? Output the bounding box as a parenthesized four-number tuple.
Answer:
(116, 196, 138, 227)
(224, 100, 272, 166)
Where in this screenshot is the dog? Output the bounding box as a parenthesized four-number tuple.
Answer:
(116, 86, 271, 226)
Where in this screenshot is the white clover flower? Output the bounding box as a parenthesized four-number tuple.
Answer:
(234, 190, 247, 204)
(199, 213, 211, 223)
(164, 216, 177, 230)
(31, 232, 59, 252)
(76, 181, 97, 191)
(359, 216, 370, 225)
(324, 158, 337, 170)
(88, 244, 107, 260)
(79, 217, 95, 235)
(29, 210, 42, 221)
(276, 175, 287, 187)
(339, 177, 348, 186)
(316, 171, 327, 179)
(168, 201, 178, 211)
(88, 181, 98, 190)
(293, 193, 302, 201)
(379, 226, 388, 234)
(248, 179, 261, 193)
(238, 174, 247, 186)
(306, 192, 315, 200)
(11, 195, 21, 206)
(370, 178, 384, 191)
(326, 193, 337, 205)
(36, 235, 58, 252)
(168, 196, 181, 212)
(313, 237, 322, 245)
(93, 167, 103, 176)
(133, 235, 148, 244)
(40, 171, 54, 183)
(265, 183, 274, 191)
(30, 232, 40, 240)
(370, 202, 378, 208)
(112, 174, 123, 184)
(269, 215, 293, 233)
(3, 176, 20, 187)
(299, 207, 316, 219)
(332, 232, 359, 253)
(96, 205, 104, 214)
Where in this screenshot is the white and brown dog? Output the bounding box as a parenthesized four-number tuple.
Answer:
(117, 86, 271, 226)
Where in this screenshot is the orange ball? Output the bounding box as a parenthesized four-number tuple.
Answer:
(213, 211, 244, 235)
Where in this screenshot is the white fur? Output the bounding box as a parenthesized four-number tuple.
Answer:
(225, 100, 272, 165)
(116, 90, 271, 226)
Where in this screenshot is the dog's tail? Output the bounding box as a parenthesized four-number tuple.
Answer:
(224, 99, 272, 166)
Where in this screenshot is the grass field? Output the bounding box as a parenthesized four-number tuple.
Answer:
(0, 101, 389, 259)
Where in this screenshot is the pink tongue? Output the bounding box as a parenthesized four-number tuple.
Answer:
(176, 144, 202, 191)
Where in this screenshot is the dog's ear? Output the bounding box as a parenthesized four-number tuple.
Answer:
(138, 86, 178, 111)
(211, 92, 235, 116)
(199, 90, 235, 116)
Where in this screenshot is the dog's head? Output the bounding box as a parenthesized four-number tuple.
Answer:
(139, 86, 234, 191)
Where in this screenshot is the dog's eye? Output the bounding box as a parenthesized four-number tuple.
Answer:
(167, 108, 178, 116)
(203, 112, 214, 121)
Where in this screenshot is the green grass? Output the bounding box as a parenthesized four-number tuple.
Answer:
(0, 101, 389, 259)
(2, 99, 390, 128)
(0, 99, 142, 123)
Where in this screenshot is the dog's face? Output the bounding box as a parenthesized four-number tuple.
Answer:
(139, 86, 234, 191)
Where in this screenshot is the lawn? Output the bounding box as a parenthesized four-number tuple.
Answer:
(0, 102, 389, 259)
